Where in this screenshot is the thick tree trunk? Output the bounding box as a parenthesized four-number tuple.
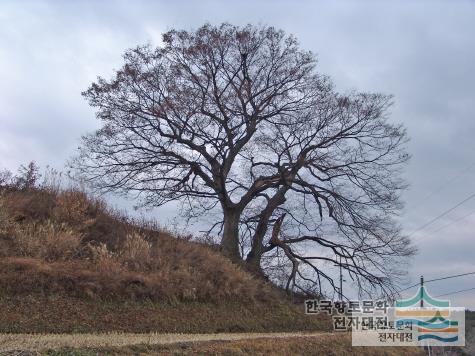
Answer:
(246, 192, 288, 273)
(245, 232, 264, 270)
(246, 204, 284, 270)
(245, 211, 272, 274)
(220, 208, 241, 261)
(245, 250, 263, 275)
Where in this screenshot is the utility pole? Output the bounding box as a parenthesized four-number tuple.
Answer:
(333, 255, 343, 301)
(420, 275, 432, 356)
(339, 255, 343, 301)
(420, 275, 424, 307)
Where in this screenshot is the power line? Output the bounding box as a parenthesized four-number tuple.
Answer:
(408, 191, 475, 238)
(431, 209, 475, 233)
(408, 161, 475, 210)
(424, 271, 475, 284)
(395, 271, 475, 295)
(397, 283, 420, 293)
(435, 287, 475, 298)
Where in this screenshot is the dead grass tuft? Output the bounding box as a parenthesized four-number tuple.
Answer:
(13, 221, 82, 261)
(118, 232, 152, 270)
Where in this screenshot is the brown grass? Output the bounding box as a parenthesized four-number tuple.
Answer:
(12, 221, 82, 261)
(0, 187, 275, 303)
(0, 253, 267, 303)
(0, 186, 331, 334)
(6, 334, 425, 356)
(120, 335, 426, 356)
(0, 294, 329, 334)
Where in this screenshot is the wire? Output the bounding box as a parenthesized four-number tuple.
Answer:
(394, 271, 475, 295)
(397, 283, 420, 293)
(431, 209, 475, 233)
(424, 271, 475, 283)
(408, 161, 475, 210)
(435, 287, 475, 298)
(408, 191, 475, 238)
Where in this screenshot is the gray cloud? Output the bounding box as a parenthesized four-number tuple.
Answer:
(1, 0, 474, 306)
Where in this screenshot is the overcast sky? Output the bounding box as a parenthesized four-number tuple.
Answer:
(1, 0, 474, 307)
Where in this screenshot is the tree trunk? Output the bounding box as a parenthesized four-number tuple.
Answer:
(245, 197, 286, 271)
(245, 251, 263, 275)
(220, 208, 241, 261)
(245, 234, 264, 270)
(245, 211, 272, 273)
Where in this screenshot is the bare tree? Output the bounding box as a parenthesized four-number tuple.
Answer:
(72, 23, 415, 298)
(15, 161, 41, 190)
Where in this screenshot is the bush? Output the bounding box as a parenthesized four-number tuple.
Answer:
(0, 169, 13, 187)
(15, 161, 41, 190)
(119, 232, 153, 270)
(13, 221, 82, 261)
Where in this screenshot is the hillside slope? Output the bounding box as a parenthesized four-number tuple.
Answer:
(0, 186, 329, 333)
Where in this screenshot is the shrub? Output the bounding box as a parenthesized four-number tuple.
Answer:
(14, 161, 41, 190)
(2, 188, 57, 222)
(53, 189, 92, 225)
(0, 169, 13, 187)
(118, 232, 152, 270)
(13, 221, 82, 261)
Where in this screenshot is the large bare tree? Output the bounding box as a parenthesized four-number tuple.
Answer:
(72, 24, 415, 298)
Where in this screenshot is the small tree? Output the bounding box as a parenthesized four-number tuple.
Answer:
(15, 161, 41, 190)
(72, 24, 415, 298)
(0, 168, 13, 187)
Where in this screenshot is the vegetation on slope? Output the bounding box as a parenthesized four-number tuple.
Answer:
(0, 180, 329, 333)
(9, 335, 425, 356)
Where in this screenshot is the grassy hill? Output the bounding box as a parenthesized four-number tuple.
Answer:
(0, 185, 330, 333)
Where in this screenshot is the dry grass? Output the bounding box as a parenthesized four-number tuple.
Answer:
(0, 254, 267, 303)
(125, 335, 426, 356)
(0, 331, 327, 352)
(0, 185, 331, 334)
(0, 333, 426, 355)
(0, 187, 275, 303)
(13, 221, 82, 261)
(0, 292, 329, 334)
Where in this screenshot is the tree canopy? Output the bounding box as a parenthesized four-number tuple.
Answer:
(72, 23, 415, 299)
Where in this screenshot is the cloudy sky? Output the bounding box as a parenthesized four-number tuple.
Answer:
(1, 0, 474, 307)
